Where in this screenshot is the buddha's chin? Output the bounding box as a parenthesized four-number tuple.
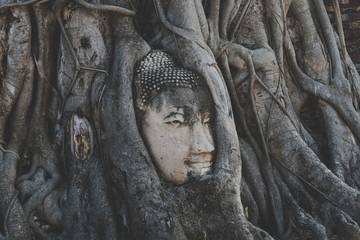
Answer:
(187, 162, 212, 180)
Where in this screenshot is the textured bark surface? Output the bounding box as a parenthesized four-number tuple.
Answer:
(0, 0, 359, 239)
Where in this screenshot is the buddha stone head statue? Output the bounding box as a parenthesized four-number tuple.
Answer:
(134, 50, 215, 185)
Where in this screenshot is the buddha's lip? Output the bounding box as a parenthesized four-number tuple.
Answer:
(186, 155, 212, 170)
(188, 154, 212, 164)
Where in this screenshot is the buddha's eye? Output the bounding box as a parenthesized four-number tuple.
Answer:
(165, 113, 185, 127)
(167, 120, 183, 127)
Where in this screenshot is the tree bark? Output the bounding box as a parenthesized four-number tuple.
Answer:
(0, 0, 359, 239)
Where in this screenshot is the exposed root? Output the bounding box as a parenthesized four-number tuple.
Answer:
(56, 15, 108, 110)
(33, 56, 60, 101)
(332, 0, 346, 62)
(218, 51, 285, 236)
(332, 207, 360, 239)
(222, 43, 289, 235)
(153, 0, 213, 56)
(0, 6, 32, 145)
(284, 17, 360, 143)
(239, 138, 271, 227)
(17, 5, 63, 237)
(3, 190, 18, 237)
(248, 64, 285, 236)
(270, 151, 359, 223)
(23, 171, 60, 225)
(0, 0, 48, 10)
(241, 178, 260, 224)
(218, 0, 233, 39)
(15, 159, 40, 186)
(229, 0, 252, 42)
(256, 75, 298, 130)
(275, 175, 328, 239)
(74, 0, 135, 15)
(53, 1, 109, 110)
(0, 146, 20, 160)
(1, 0, 359, 239)
(28, 218, 48, 240)
(263, 0, 285, 68)
(194, 0, 209, 41)
(312, 0, 344, 82)
(206, 0, 220, 50)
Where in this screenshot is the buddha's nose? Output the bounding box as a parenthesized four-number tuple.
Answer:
(190, 122, 214, 154)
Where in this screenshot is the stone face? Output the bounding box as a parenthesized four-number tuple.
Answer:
(2, 1, 360, 239)
(324, 0, 360, 72)
(141, 87, 215, 184)
(135, 51, 215, 185)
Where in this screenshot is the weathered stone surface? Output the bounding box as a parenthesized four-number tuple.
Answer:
(1, 1, 360, 239)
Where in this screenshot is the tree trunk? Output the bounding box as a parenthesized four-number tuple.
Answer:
(0, 0, 359, 239)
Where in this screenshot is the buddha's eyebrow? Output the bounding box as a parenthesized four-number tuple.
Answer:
(159, 106, 184, 115)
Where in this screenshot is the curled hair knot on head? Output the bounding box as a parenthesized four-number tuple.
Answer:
(134, 50, 205, 110)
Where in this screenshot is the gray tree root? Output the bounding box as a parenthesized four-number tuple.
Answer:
(1, 0, 360, 239)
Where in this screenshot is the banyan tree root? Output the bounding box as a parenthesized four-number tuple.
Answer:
(101, 10, 190, 238)
(234, 32, 360, 238)
(57, 3, 118, 239)
(53, 0, 137, 110)
(286, 0, 360, 188)
(151, 0, 276, 238)
(0, 6, 32, 155)
(0, 5, 34, 240)
(13, 3, 62, 239)
(223, 0, 360, 238)
(150, 0, 360, 238)
(1, 0, 360, 239)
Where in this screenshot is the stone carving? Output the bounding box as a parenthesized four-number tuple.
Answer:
(1, 0, 360, 239)
(134, 51, 215, 184)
